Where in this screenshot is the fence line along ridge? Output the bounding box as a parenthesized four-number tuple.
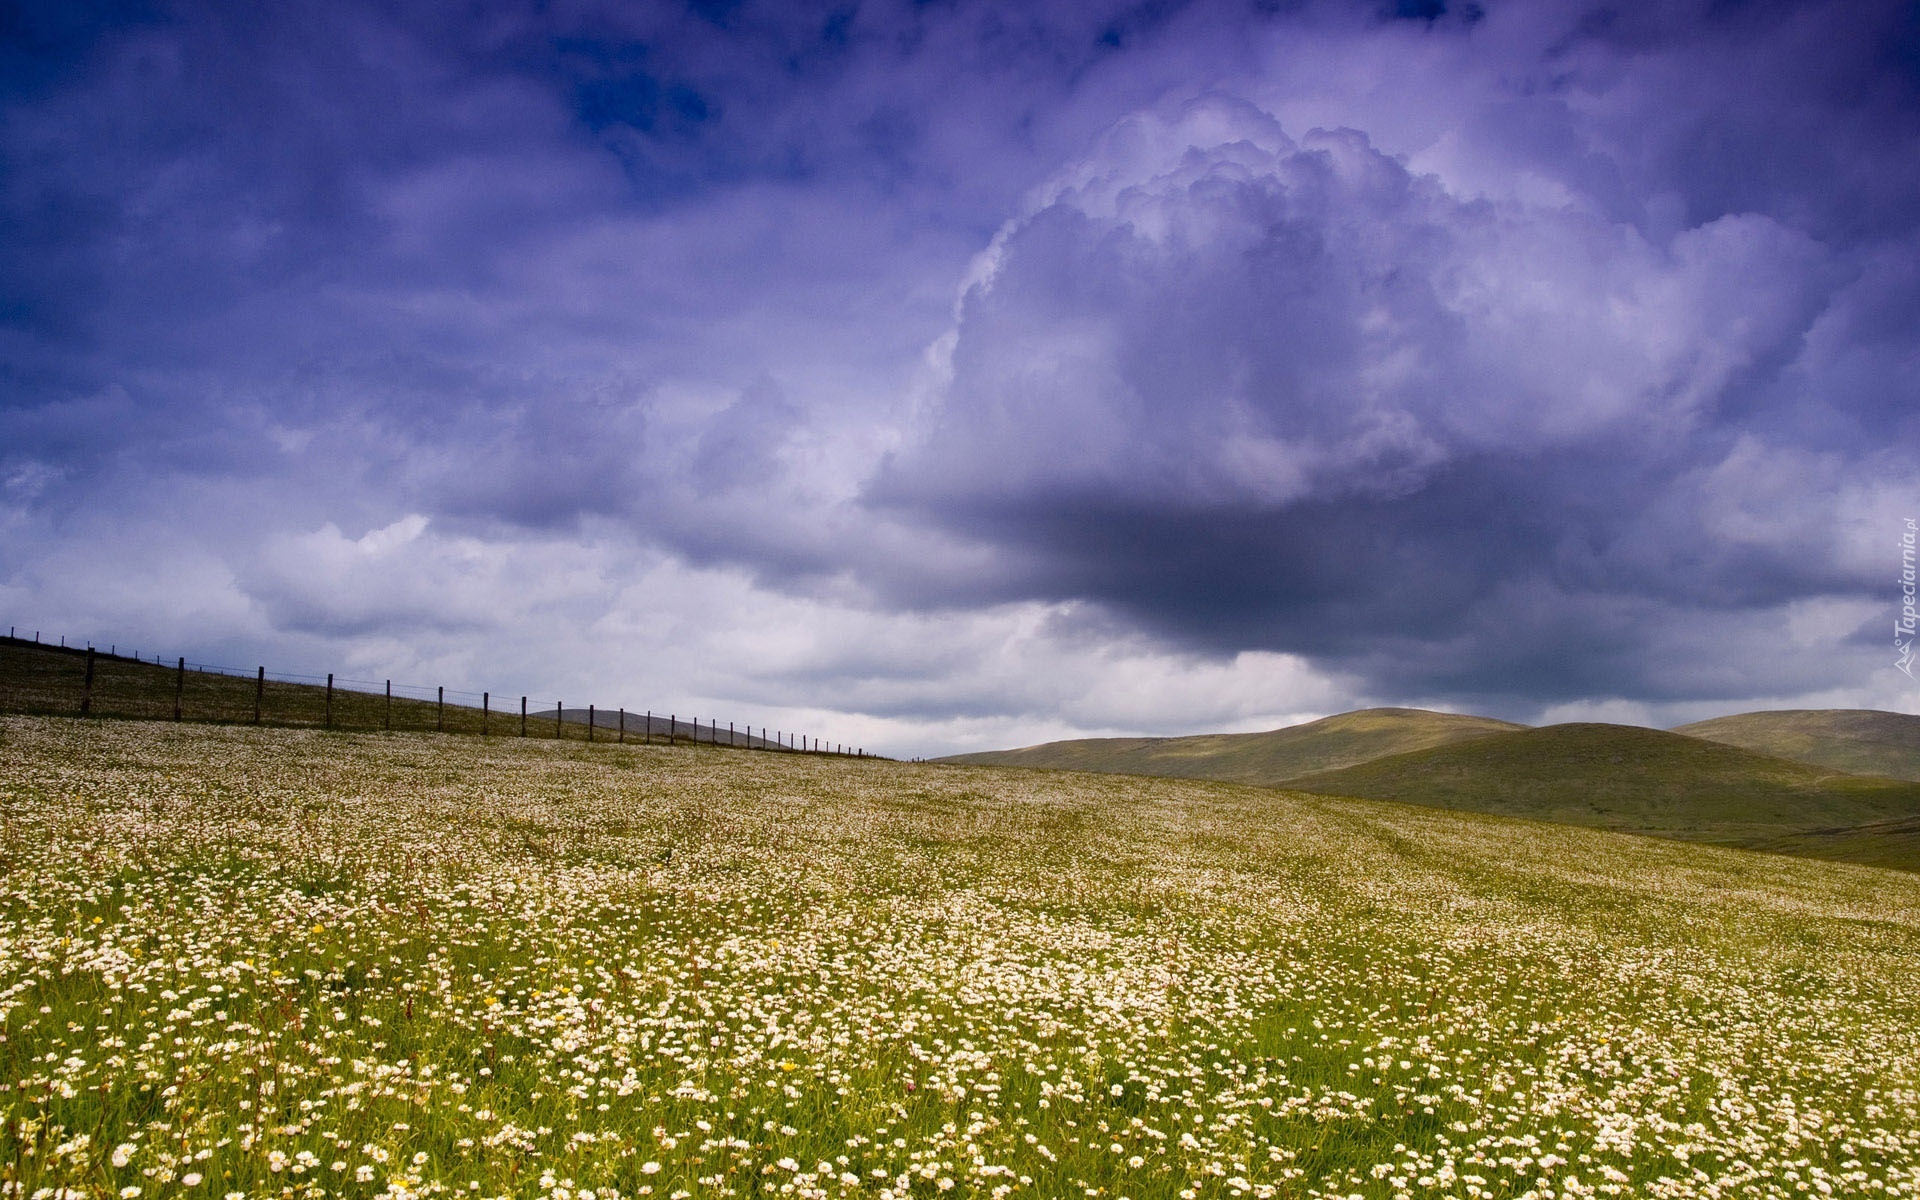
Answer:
(0, 628, 876, 758)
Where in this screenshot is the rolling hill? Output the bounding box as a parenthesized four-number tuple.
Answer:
(1672, 708, 1920, 781)
(937, 706, 1523, 785)
(1283, 722, 1920, 855)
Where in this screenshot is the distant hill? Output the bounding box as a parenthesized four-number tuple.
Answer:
(937, 707, 1523, 786)
(1284, 722, 1920, 857)
(1672, 709, 1920, 782)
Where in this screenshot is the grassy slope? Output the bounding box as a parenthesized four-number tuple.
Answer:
(0, 636, 563, 735)
(938, 707, 1524, 784)
(1673, 708, 1920, 781)
(0, 636, 792, 749)
(1749, 814, 1920, 872)
(1283, 722, 1920, 858)
(2, 715, 1918, 1199)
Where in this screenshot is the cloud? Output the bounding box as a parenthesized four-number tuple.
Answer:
(871, 86, 1917, 708)
(248, 514, 620, 637)
(887, 96, 1829, 505)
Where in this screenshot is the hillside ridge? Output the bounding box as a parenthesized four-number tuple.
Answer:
(1673, 708, 1920, 781)
(938, 706, 1523, 784)
(1282, 721, 1920, 868)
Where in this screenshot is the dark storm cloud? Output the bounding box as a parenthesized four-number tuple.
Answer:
(870, 19, 1920, 710)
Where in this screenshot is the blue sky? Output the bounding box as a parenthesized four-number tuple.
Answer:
(3, 0, 1918, 755)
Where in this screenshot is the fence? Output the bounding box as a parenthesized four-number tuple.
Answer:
(0, 628, 875, 758)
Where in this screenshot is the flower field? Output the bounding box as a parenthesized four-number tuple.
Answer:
(2, 716, 1917, 1200)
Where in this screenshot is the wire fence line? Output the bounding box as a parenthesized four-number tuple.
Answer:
(0, 626, 877, 758)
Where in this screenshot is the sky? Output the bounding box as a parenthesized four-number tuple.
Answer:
(3, 0, 1918, 757)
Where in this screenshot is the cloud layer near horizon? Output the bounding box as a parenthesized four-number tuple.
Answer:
(3, 0, 1917, 753)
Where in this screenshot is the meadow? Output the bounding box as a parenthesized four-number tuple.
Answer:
(2, 715, 1918, 1200)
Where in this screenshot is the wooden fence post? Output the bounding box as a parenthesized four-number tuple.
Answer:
(80, 646, 96, 715)
(669, 714, 675, 747)
(520, 695, 527, 737)
(645, 710, 652, 745)
(729, 721, 735, 747)
(173, 657, 185, 721)
(437, 686, 444, 732)
(556, 701, 563, 738)
(588, 704, 595, 743)
(385, 680, 392, 731)
(325, 673, 334, 728)
(483, 692, 490, 737)
(254, 667, 264, 724)
(619, 708, 625, 743)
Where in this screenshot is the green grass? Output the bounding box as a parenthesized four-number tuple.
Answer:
(937, 708, 1524, 785)
(1283, 722, 1920, 863)
(1, 715, 1916, 1199)
(1672, 709, 1920, 782)
(1746, 814, 1920, 872)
